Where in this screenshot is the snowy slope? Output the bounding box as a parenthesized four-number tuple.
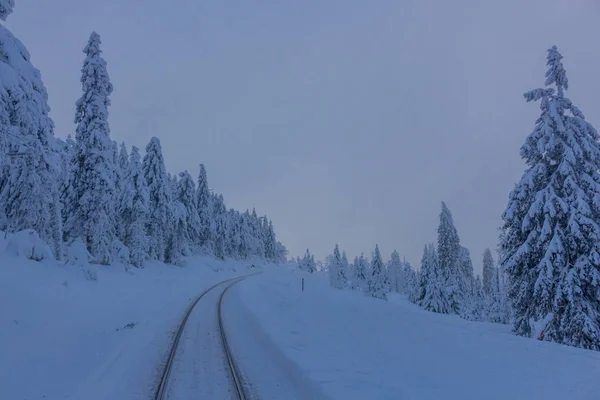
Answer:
(227, 268, 600, 400)
(0, 233, 261, 400)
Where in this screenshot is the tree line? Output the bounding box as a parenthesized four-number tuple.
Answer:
(0, 7, 287, 266)
(302, 46, 600, 352)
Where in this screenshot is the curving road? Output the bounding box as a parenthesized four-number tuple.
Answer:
(154, 275, 254, 400)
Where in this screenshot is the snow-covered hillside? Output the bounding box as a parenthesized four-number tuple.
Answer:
(0, 234, 263, 400)
(226, 268, 600, 400)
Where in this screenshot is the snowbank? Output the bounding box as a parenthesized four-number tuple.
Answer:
(4, 229, 54, 262)
(0, 232, 263, 400)
(227, 269, 600, 400)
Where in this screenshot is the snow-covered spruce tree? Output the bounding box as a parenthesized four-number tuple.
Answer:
(165, 198, 188, 265)
(264, 219, 277, 260)
(64, 32, 117, 264)
(143, 137, 173, 262)
(463, 275, 486, 321)
(226, 210, 241, 258)
(238, 211, 254, 259)
(418, 243, 450, 313)
(351, 253, 369, 291)
(387, 250, 404, 293)
(196, 163, 212, 251)
(274, 241, 288, 263)
(177, 170, 201, 250)
(211, 193, 228, 259)
(123, 146, 149, 267)
(368, 245, 387, 300)
(0, 3, 63, 258)
(404, 262, 419, 303)
(488, 262, 510, 324)
(300, 249, 316, 273)
(458, 246, 474, 296)
(115, 141, 129, 242)
(500, 46, 600, 350)
(341, 250, 349, 277)
(249, 208, 265, 258)
(438, 202, 463, 313)
(482, 248, 495, 296)
(328, 244, 348, 289)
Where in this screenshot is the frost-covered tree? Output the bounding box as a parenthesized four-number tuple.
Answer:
(463, 275, 486, 321)
(211, 193, 228, 259)
(487, 263, 510, 324)
(418, 243, 450, 313)
(123, 146, 149, 267)
(438, 202, 463, 313)
(367, 245, 387, 300)
(328, 244, 348, 289)
(458, 246, 474, 298)
(351, 253, 369, 291)
(0, 5, 62, 258)
(166, 199, 188, 265)
(143, 137, 172, 262)
(482, 248, 495, 296)
(404, 262, 419, 303)
(177, 170, 201, 250)
(299, 249, 316, 273)
(196, 164, 212, 250)
(387, 250, 404, 293)
(115, 141, 129, 242)
(500, 46, 600, 350)
(264, 219, 277, 260)
(64, 32, 116, 264)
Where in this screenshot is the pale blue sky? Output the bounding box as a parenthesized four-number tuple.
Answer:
(6, 0, 600, 272)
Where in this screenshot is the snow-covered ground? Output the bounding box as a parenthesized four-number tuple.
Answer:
(0, 233, 261, 400)
(227, 268, 600, 400)
(3, 235, 600, 400)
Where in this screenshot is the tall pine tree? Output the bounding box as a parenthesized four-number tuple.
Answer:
(64, 32, 116, 264)
(368, 244, 387, 300)
(500, 46, 600, 350)
(0, 2, 62, 258)
(482, 248, 495, 296)
(143, 137, 172, 262)
(438, 202, 463, 313)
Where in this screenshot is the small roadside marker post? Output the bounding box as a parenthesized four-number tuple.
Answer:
(302, 278, 304, 292)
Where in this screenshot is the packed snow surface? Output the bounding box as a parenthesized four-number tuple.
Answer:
(0, 238, 260, 400)
(227, 268, 600, 400)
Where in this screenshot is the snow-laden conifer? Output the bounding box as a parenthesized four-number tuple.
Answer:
(463, 275, 486, 321)
(387, 250, 404, 293)
(143, 137, 172, 262)
(367, 245, 387, 300)
(211, 193, 228, 259)
(299, 249, 316, 273)
(351, 253, 368, 291)
(64, 32, 116, 264)
(123, 146, 149, 267)
(500, 46, 600, 350)
(418, 243, 450, 313)
(0, 10, 62, 258)
(177, 170, 201, 250)
(438, 202, 463, 313)
(195, 164, 212, 250)
(328, 244, 348, 289)
(482, 248, 495, 296)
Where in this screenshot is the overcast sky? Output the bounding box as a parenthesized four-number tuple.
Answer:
(6, 0, 600, 273)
